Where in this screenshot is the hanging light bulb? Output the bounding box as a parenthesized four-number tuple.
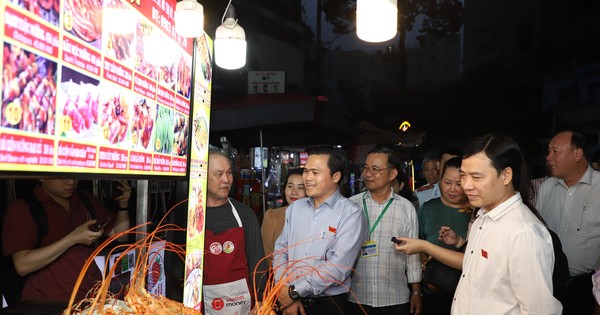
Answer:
(356, 0, 397, 43)
(215, 3, 246, 70)
(175, 0, 204, 38)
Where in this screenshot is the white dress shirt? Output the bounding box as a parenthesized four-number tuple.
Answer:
(537, 166, 600, 276)
(452, 193, 562, 315)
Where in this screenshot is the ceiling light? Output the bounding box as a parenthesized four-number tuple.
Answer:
(356, 0, 397, 43)
(214, 2, 246, 70)
(175, 0, 204, 38)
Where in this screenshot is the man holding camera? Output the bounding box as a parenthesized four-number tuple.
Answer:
(1, 179, 131, 304)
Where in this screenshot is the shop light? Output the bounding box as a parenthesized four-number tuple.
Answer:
(175, 0, 204, 38)
(356, 0, 397, 43)
(214, 2, 246, 70)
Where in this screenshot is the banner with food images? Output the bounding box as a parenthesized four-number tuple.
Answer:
(183, 34, 212, 311)
(0, 0, 194, 176)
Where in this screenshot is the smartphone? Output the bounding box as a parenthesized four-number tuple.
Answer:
(391, 237, 405, 245)
(90, 218, 110, 232)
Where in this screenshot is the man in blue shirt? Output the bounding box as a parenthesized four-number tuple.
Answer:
(273, 146, 367, 315)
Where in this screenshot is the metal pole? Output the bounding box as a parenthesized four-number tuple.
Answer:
(136, 179, 149, 240)
(260, 130, 266, 215)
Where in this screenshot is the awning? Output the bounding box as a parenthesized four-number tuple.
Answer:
(210, 94, 316, 132)
(358, 121, 425, 147)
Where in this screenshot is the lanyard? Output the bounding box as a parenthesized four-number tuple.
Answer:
(362, 194, 394, 236)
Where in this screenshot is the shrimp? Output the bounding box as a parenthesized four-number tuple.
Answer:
(63, 199, 201, 315)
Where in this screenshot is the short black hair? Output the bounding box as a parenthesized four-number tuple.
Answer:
(367, 146, 401, 171)
(307, 146, 347, 182)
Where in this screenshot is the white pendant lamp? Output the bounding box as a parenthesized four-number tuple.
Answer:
(356, 0, 398, 43)
(215, 2, 247, 70)
(175, 0, 204, 38)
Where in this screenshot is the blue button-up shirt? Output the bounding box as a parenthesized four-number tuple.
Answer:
(273, 189, 368, 298)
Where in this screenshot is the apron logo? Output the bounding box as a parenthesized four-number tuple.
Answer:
(211, 298, 225, 310)
(210, 242, 223, 254)
(223, 241, 234, 254)
(225, 295, 247, 307)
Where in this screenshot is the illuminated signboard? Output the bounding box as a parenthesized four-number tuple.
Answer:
(182, 34, 212, 311)
(1, 0, 193, 177)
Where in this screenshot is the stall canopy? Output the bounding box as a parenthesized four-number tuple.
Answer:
(357, 121, 425, 147)
(210, 94, 316, 131)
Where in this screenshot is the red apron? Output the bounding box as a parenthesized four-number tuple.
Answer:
(203, 200, 253, 314)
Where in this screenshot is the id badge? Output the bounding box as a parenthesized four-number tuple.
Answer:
(361, 240, 378, 258)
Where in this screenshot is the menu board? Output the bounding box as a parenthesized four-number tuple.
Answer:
(0, 0, 194, 177)
(183, 34, 212, 311)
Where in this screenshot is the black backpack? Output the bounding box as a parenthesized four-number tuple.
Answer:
(0, 191, 95, 306)
(548, 228, 570, 307)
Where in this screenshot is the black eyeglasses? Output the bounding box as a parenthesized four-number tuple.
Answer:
(361, 165, 392, 175)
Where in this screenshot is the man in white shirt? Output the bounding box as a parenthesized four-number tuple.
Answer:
(415, 156, 440, 207)
(537, 130, 600, 315)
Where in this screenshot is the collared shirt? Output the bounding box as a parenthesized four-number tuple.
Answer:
(2, 185, 113, 302)
(273, 189, 367, 298)
(348, 189, 421, 307)
(537, 166, 600, 276)
(416, 182, 440, 207)
(452, 193, 562, 315)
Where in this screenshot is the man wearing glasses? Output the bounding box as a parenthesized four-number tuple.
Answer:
(349, 147, 422, 315)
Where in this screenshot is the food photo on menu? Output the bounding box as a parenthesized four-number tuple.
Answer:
(135, 18, 177, 92)
(135, 19, 159, 81)
(196, 35, 212, 88)
(98, 85, 133, 145)
(10, 0, 60, 27)
(176, 51, 192, 98)
(130, 96, 155, 151)
(2, 43, 57, 135)
(152, 104, 175, 155)
(57, 66, 100, 141)
(63, 0, 103, 49)
(192, 112, 209, 158)
(103, 0, 136, 67)
(187, 181, 205, 239)
(173, 112, 189, 157)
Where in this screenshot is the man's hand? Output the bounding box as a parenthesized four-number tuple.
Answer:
(281, 300, 305, 315)
(393, 237, 427, 255)
(114, 179, 132, 208)
(277, 286, 295, 310)
(410, 293, 422, 315)
(438, 226, 459, 246)
(72, 220, 103, 246)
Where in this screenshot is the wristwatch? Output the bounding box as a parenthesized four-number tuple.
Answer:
(288, 285, 300, 300)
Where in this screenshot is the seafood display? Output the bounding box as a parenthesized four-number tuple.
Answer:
(130, 97, 154, 149)
(153, 105, 174, 154)
(2, 43, 57, 135)
(63, 201, 202, 315)
(64, 0, 103, 43)
(99, 90, 130, 144)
